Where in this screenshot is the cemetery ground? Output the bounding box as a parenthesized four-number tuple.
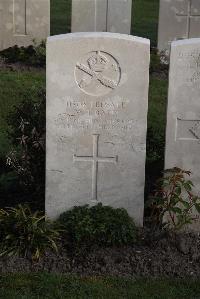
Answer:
(1, 273, 200, 299)
(0, 0, 200, 297)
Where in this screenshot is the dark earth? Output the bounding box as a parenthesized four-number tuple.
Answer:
(1, 230, 200, 278)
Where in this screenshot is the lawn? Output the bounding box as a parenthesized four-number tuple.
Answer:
(132, 0, 159, 46)
(0, 273, 199, 299)
(0, 70, 45, 156)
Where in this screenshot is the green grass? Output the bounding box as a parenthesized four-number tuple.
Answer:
(50, 0, 72, 35)
(148, 77, 168, 138)
(132, 0, 159, 46)
(0, 273, 200, 299)
(0, 70, 45, 156)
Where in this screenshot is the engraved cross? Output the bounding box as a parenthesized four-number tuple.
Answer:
(176, 0, 200, 38)
(73, 134, 118, 202)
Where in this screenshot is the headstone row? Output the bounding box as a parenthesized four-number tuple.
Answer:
(0, 0, 132, 51)
(0, 0, 50, 51)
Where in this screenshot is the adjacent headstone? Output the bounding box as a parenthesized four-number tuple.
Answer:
(165, 38, 200, 230)
(71, 0, 132, 34)
(0, 0, 50, 51)
(46, 32, 150, 226)
(158, 0, 200, 54)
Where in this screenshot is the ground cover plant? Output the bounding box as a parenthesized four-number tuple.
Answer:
(6, 90, 46, 209)
(0, 41, 46, 67)
(59, 204, 137, 251)
(0, 75, 45, 208)
(0, 204, 60, 261)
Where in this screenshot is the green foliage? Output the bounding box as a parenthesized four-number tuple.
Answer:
(0, 204, 60, 260)
(0, 41, 46, 67)
(149, 167, 200, 230)
(58, 204, 137, 249)
(150, 49, 169, 76)
(51, 0, 72, 35)
(6, 89, 45, 209)
(0, 70, 45, 158)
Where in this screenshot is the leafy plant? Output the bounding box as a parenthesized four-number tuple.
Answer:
(0, 204, 60, 261)
(6, 89, 45, 209)
(0, 40, 46, 67)
(149, 167, 200, 230)
(150, 48, 169, 77)
(58, 203, 137, 250)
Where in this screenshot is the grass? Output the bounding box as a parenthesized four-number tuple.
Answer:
(132, 0, 159, 46)
(0, 70, 45, 156)
(0, 273, 200, 299)
(50, 0, 72, 35)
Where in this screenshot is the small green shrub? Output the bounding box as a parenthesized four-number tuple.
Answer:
(0, 204, 60, 260)
(0, 40, 46, 67)
(150, 48, 169, 76)
(58, 203, 137, 250)
(149, 167, 200, 230)
(6, 89, 45, 209)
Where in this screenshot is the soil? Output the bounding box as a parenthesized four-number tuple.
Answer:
(1, 229, 200, 278)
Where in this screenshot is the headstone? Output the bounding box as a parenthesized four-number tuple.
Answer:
(71, 0, 132, 34)
(46, 32, 150, 226)
(0, 0, 50, 51)
(165, 38, 200, 231)
(158, 0, 200, 54)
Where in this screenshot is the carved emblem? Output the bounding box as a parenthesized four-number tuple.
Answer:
(75, 51, 121, 96)
(189, 121, 200, 140)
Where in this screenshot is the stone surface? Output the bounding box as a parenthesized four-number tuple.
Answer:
(158, 0, 200, 54)
(71, 0, 132, 34)
(165, 38, 200, 231)
(0, 0, 50, 51)
(46, 32, 150, 226)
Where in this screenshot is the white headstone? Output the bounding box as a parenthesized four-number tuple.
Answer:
(158, 0, 200, 54)
(165, 38, 200, 231)
(0, 0, 50, 51)
(46, 32, 150, 226)
(71, 0, 132, 34)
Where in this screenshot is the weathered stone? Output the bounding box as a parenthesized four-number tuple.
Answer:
(158, 0, 200, 54)
(71, 0, 132, 34)
(165, 38, 200, 231)
(46, 32, 150, 226)
(0, 0, 50, 51)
